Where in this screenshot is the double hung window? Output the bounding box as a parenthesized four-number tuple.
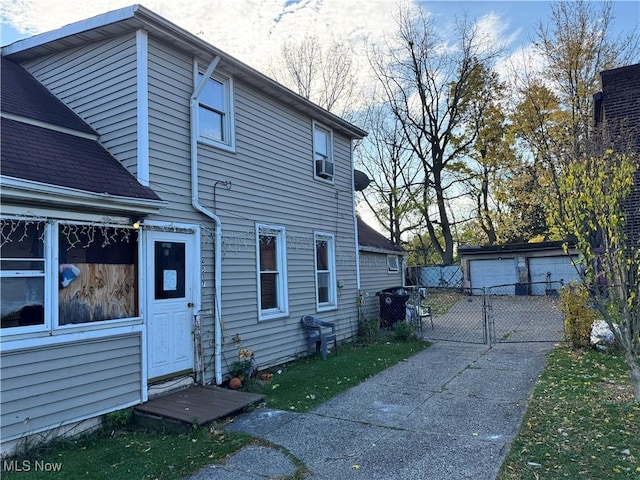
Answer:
(313, 122, 334, 182)
(387, 255, 400, 273)
(314, 232, 337, 310)
(256, 224, 288, 320)
(197, 72, 235, 150)
(1, 220, 46, 330)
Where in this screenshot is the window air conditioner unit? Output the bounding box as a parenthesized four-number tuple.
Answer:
(316, 159, 334, 179)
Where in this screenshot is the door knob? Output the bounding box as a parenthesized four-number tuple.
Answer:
(187, 302, 194, 308)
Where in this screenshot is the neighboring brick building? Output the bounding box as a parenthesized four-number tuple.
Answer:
(595, 63, 640, 250)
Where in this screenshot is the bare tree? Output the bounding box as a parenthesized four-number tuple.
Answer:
(369, 5, 503, 264)
(270, 34, 361, 119)
(356, 100, 421, 245)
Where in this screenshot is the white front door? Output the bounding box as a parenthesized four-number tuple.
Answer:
(146, 230, 195, 380)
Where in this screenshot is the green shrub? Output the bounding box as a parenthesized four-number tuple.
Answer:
(357, 316, 381, 344)
(392, 320, 416, 342)
(104, 408, 132, 429)
(558, 282, 598, 348)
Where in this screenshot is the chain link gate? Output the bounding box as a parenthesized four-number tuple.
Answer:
(420, 288, 488, 344)
(486, 282, 565, 344)
(421, 284, 565, 345)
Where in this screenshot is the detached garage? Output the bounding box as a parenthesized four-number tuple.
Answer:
(468, 257, 518, 294)
(460, 241, 581, 295)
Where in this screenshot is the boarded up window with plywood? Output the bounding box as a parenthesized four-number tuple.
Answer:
(58, 225, 138, 325)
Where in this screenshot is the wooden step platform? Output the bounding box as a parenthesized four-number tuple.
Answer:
(134, 385, 265, 427)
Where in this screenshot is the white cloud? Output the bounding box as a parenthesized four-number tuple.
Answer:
(1, 0, 397, 72)
(475, 12, 521, 51)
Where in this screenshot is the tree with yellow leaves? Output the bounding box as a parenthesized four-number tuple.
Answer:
(550, 149, 639, 402)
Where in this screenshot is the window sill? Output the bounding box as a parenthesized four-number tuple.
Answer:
(316, 304, 337, 313)
(258, 311, 289, 322)
(1, 321, 144, 351)
(198, 137, 236, 153)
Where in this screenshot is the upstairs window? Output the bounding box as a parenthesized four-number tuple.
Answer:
(315, 232, 337, 310)
(256, 224, 288, 320)
(198, 72, 235, 150)
(313, 122, 334, 182)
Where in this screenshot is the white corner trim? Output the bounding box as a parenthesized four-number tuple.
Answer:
(136, 29, 150, 187)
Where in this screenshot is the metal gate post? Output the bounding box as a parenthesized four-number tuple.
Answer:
(483, 287, 494, 346)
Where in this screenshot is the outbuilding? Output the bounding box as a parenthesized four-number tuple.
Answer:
(459, 241, 581, 295)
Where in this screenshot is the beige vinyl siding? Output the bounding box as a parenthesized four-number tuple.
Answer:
(359, 251, 404, 320)
(200, 79, 359, 371)
(21, 33, 140, 174)
(143, 37, 359, 375)
(0, 334, 142, 442)
(145, 40, 217, 382)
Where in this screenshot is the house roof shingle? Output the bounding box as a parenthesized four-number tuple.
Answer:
(357, 218, 403, 253)
(1, 57, 94, 134)
(1, 57, 161, 203)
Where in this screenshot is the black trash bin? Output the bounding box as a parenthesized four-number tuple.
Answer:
(376, 287, 409, 328)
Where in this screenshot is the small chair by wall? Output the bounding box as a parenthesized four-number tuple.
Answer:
(300, 315, 337, 360)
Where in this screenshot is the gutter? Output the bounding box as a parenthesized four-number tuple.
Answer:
(190, 56, 223, 385)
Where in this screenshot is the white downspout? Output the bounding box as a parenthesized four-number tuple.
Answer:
(191, 56, 223, 385)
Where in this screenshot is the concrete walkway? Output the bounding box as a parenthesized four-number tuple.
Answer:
(185, 341, 554, 479)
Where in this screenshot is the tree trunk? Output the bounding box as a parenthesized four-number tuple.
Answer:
(625, 350, 640, 404)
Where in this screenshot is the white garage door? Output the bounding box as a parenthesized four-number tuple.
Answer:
(469, 258, 517, 293)
(529, 256, 581, 295)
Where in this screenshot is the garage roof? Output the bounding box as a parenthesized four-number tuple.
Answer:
(459, 241, 573, 255)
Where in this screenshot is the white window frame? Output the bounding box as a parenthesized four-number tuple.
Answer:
(314, 232, 337, 311)
(0, 219, 51, 336)
(1, 217, 141, 339)
(387, 255, 400, 273)
(256, 224, 289, 321)
(312, 121, 334, 183)
(196, 70, 236, 152)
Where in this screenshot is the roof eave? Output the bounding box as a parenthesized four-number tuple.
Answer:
(359, 245, 404, 255)
(2, 4, 368, 140)
(1, 176, 165, 216)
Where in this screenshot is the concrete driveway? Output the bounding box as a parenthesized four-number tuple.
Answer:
(188, 341, 555, 479)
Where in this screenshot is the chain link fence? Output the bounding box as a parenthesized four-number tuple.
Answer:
(419, 284, 565, 345)
(487, 282, 565, 344)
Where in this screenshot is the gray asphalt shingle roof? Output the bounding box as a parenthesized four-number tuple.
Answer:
(1, 57, 160, 202)
(357, 217, 403, 253)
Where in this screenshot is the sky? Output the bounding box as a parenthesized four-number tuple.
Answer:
(2, 0, 638, 232)
(2, 1, 639, 78)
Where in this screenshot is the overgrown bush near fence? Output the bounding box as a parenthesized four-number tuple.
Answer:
(357, 316, 381, 344)
(558, 282, 598, 348)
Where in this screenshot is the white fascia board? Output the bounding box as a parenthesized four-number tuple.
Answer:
(0, 176, 165, 215)
(1, 5, 138, 55)
(359, 246, 404, 255)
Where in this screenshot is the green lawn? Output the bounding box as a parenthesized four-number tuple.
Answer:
(244, 336, 430, 411)
(498, 346, 640, 479)
(1, 334, 429, 480)
(1, 428, 254, 480)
